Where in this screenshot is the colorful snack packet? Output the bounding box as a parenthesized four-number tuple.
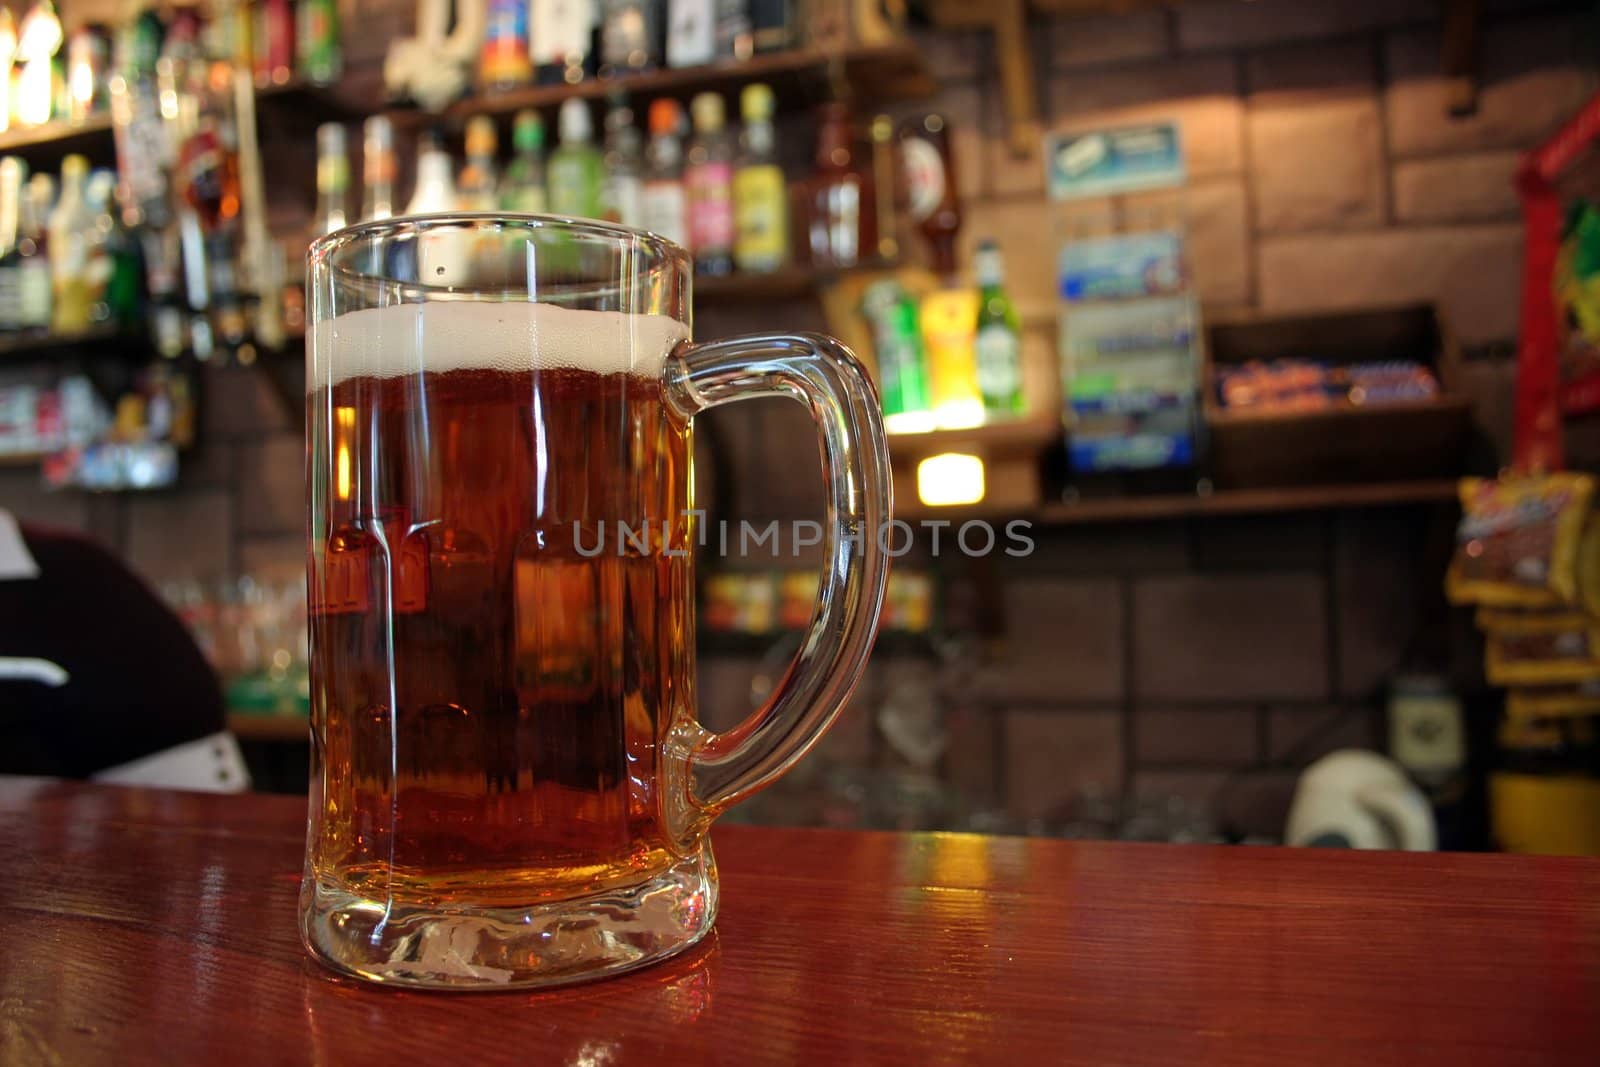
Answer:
(1446, 474, 1595, 606)
(1485, 625, 1600, 686)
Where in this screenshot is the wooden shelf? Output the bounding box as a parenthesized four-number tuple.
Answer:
(0, 451, 46, 467)
(696, 265, 823, 304)
(0, 115, 114, 156)
(0, 325, 143, 364)
(398, 41, 933, 125)
(227, 712, 309, 743)
(887, 416, 1061, 459)
(1032, 480, 1460, 526)
(899, 480, 1459, 525)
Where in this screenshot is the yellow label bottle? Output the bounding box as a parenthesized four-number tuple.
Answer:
(920, 286, 983, 428)
(733, 83, 788, 272)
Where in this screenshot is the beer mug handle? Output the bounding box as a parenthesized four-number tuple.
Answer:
(664, 332, 891, 820)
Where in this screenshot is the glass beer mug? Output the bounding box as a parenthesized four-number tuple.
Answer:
(300, 215, 890, 989)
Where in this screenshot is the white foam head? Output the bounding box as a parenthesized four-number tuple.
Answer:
(309, 302, 689, 391)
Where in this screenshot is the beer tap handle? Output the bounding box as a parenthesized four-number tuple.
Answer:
(663, 332, 891, 833)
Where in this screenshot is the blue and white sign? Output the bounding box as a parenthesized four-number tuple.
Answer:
(1046, 122, 1185, 201)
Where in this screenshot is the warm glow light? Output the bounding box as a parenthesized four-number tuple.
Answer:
(884, 410, 938, 435)
(334, 406, 355, 501)
(933, 399, 985, 430)
(917, 453, 986, 507)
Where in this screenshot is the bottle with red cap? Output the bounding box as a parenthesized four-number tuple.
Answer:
(643, 99, 687, 248)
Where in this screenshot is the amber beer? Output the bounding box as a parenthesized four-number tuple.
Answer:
(306, 302, 695, 907)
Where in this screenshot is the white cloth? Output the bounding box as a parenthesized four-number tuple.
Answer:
(0, 509, 40, 580)
(92, 731, 251, 794)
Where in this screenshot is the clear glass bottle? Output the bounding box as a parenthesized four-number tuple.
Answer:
(532, 0, 596, 86)
(49, 155, 95, 334)
(360, 116, 395, 223)
(665, 0, 712, 68)
(733, 82, 786, 272)
(549, 98, 604, 220)
(601, 93, 643, 228)
(499, 109, 547, 213)
(808, 101, 874, 269)
(0, 156, 28, 330)
(19, 173, 53, 332)
(314, 122, 348, 235)
(642, 97, 687, 248)
(973, 239, 1023, 415)
(405, 133, 459, 214)
(600, 0, 658, 78)
(458, 116, 500, 212)
(685, 91, 733, 275)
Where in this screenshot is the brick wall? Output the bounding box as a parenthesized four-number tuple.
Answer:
(2, 0, 1578, 833)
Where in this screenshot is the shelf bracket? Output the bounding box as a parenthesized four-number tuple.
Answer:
(928, 0, 1040, 158)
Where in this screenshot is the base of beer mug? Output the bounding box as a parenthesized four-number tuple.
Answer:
(299, 841, 719, 990)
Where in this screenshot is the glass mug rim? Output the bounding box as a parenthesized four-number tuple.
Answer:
(308, 211, 690, 302)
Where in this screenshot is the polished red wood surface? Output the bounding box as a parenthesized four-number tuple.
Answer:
(3, 778, 1598, 1065)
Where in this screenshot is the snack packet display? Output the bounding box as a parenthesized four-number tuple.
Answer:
(1475, 606, 1593, 632)
(1485, 625, 1600, 686)
(1506, 683, 1600, 722)
(1447, 474, 1595, 606)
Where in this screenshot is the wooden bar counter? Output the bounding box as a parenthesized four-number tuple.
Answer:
(2, 778, 1597, 1065)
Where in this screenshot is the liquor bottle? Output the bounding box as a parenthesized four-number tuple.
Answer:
(48, 154, 96, 333)
(642, 98, 687, 247)
(749, 0, 793, 53)
(900, 112, 962, 275)
(665, 0, 713, 68)
(600, 0, 658, 78)
(296, 0, 341, 87)
(405, 134, 459, 214)
(109, 6, 169, 232)
(314, 122, 349, 234)
(733, 82, 785, 272)
(15, 0, 63, 127)
(549, 98, 604, 220)
(861, 279, 932, 432)
(0, 11, 15, 134)
(808, 101, 875, 269)
(601, 93, 644, 227)
(359, 115, 395, 222)
(532, 0, 596, 86)
(685, 91, 733, 274)
(480, 0, 532, 92)
(65, 25, 111, 124)
(0, 157, 27, 329)
(254, 0, 294, 87)
(458, 116, 500, 211)
(499, 109, 547, 213)
(88, 167, 141, 326)
(973, 239, 1023, 415)
(18, 174, 53, 333)
(714, 0, 753, 61)
(407, 134, 468, 284)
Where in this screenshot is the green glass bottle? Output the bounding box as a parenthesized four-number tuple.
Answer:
(861, 279, 932, 432)
(296, 0, 342, 86)
(499, 110, 548, 213)
(549, 99, 605, 220)
(973, 238, 1024, 415)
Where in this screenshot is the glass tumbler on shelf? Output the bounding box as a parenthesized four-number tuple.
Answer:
(301, 214, 892, 989)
